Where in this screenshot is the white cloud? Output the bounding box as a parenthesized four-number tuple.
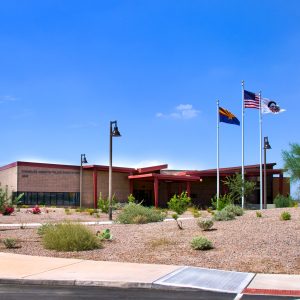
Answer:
(156, 104, 200, 120)
(0, 95, 17, 104)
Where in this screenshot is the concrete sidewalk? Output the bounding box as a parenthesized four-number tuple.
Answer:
(0, 253, 300, 297)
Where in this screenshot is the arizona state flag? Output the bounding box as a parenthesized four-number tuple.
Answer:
(219, 107, 240, 125)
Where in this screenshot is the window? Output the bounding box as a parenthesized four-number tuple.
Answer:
(16, 192, 80, 207)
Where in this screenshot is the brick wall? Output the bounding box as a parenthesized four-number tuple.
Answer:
(18, 166, 80, 192)
(82, 170, 130, 207)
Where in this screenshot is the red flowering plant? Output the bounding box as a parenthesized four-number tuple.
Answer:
(0, 187, 24, 216)
(2, 206, 14, 215)
(32, 205, 41, 214)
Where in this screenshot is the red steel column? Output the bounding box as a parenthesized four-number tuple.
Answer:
(129, 179, 134, 195)
(279, 173, 283, 195)
(154, 177, 159, 208)
(186, 181, 191, 196)
(93, 169, 98, 208)
(178, 183, 182, 194)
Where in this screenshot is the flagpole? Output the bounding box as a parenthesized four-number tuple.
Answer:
(241, 80, 245, 209)
(259, 91, 263, 210)
(217, 99, 220, 209)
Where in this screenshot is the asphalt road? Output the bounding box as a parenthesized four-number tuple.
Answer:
(0, 284, 235, 300)
(0, 284, 299, 300)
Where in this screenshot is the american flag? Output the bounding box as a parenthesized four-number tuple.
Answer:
(244, 90, 260, 109)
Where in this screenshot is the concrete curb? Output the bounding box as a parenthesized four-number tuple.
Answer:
(0, 277, 199, 291)
(1, 272, 300, 297)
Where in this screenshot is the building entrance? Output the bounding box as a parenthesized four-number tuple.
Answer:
(133, 189, 153, 206)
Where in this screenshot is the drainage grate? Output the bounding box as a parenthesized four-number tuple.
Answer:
(154, 267, 254, 293)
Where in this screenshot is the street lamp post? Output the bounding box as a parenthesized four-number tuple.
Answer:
(109, 120, 121, 221)
(80, 154, 88, 208)
(263, 137, 271, 209)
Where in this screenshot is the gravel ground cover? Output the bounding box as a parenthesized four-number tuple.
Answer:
(0, 207, 299, 274)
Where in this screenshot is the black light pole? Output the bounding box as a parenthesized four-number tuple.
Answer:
(80, 154, 88, 208)
(109, 121, 121, 220)
(263, 137, 271, 209)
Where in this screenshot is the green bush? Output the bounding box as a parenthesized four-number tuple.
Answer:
(127, 194, 136, 204)
(86, 208, 98, 215)
(189, 206, 201, 218)
(117, 203, 164, 224)
(97, 193, 118, 213)
(213, 209, 235, 221)
(191, 236, 213, 250)
(37, 223, 56, 236)
(3, 238, 17, 249)
(197, 218, 214, 231)
(223, 204, 244, 216)
(274, 194, 293, 208)
(167, 191, 191, 215)
(280, 211, 291, 221)
(211, 194, 233, 211)
(42, 223, 101, 251)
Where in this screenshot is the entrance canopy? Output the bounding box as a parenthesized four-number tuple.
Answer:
(128, 173, 201, 207)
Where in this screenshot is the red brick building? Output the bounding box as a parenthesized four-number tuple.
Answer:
(0, 161, 289, 208)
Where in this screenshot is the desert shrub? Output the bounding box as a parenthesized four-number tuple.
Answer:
(197, 218, 214, 231)
(86, 208, 98, 215)
(211, 194, 233, 211)
(223, 204, 244, 216)
(256, 211, 262, 218)
(3, 238, 17, 249)
(167, 191, 191, 215)
(65, 208, 72, 215)
(213, 209, 235, 221)
(206, 207, 213, 214)
(191, 236, 213, 250)
(37, 223, 56, 236)
(117, 203, 164, 224)
(75, 207, 85, 213)
(148, 237, 175, 248)
(274, 194, 293, 208)
(188, 206, 201, 218)
(132, 215, 148, 224)
(280, 211, 291, 221)
(42, 223, 101, 251)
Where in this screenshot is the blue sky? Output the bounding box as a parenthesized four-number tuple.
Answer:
(0, 1, 299, 194)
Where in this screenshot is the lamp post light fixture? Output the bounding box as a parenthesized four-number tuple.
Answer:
(80, 154, 88, 208)
(108, 120, 121, 221)
(263, 137, 271, 209)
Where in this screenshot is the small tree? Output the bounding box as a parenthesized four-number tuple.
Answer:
(167, 191, 191, 230)
(282, 143, 300, 193)
(222, 173, 256, 204)
(167, 191, 191, 215)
